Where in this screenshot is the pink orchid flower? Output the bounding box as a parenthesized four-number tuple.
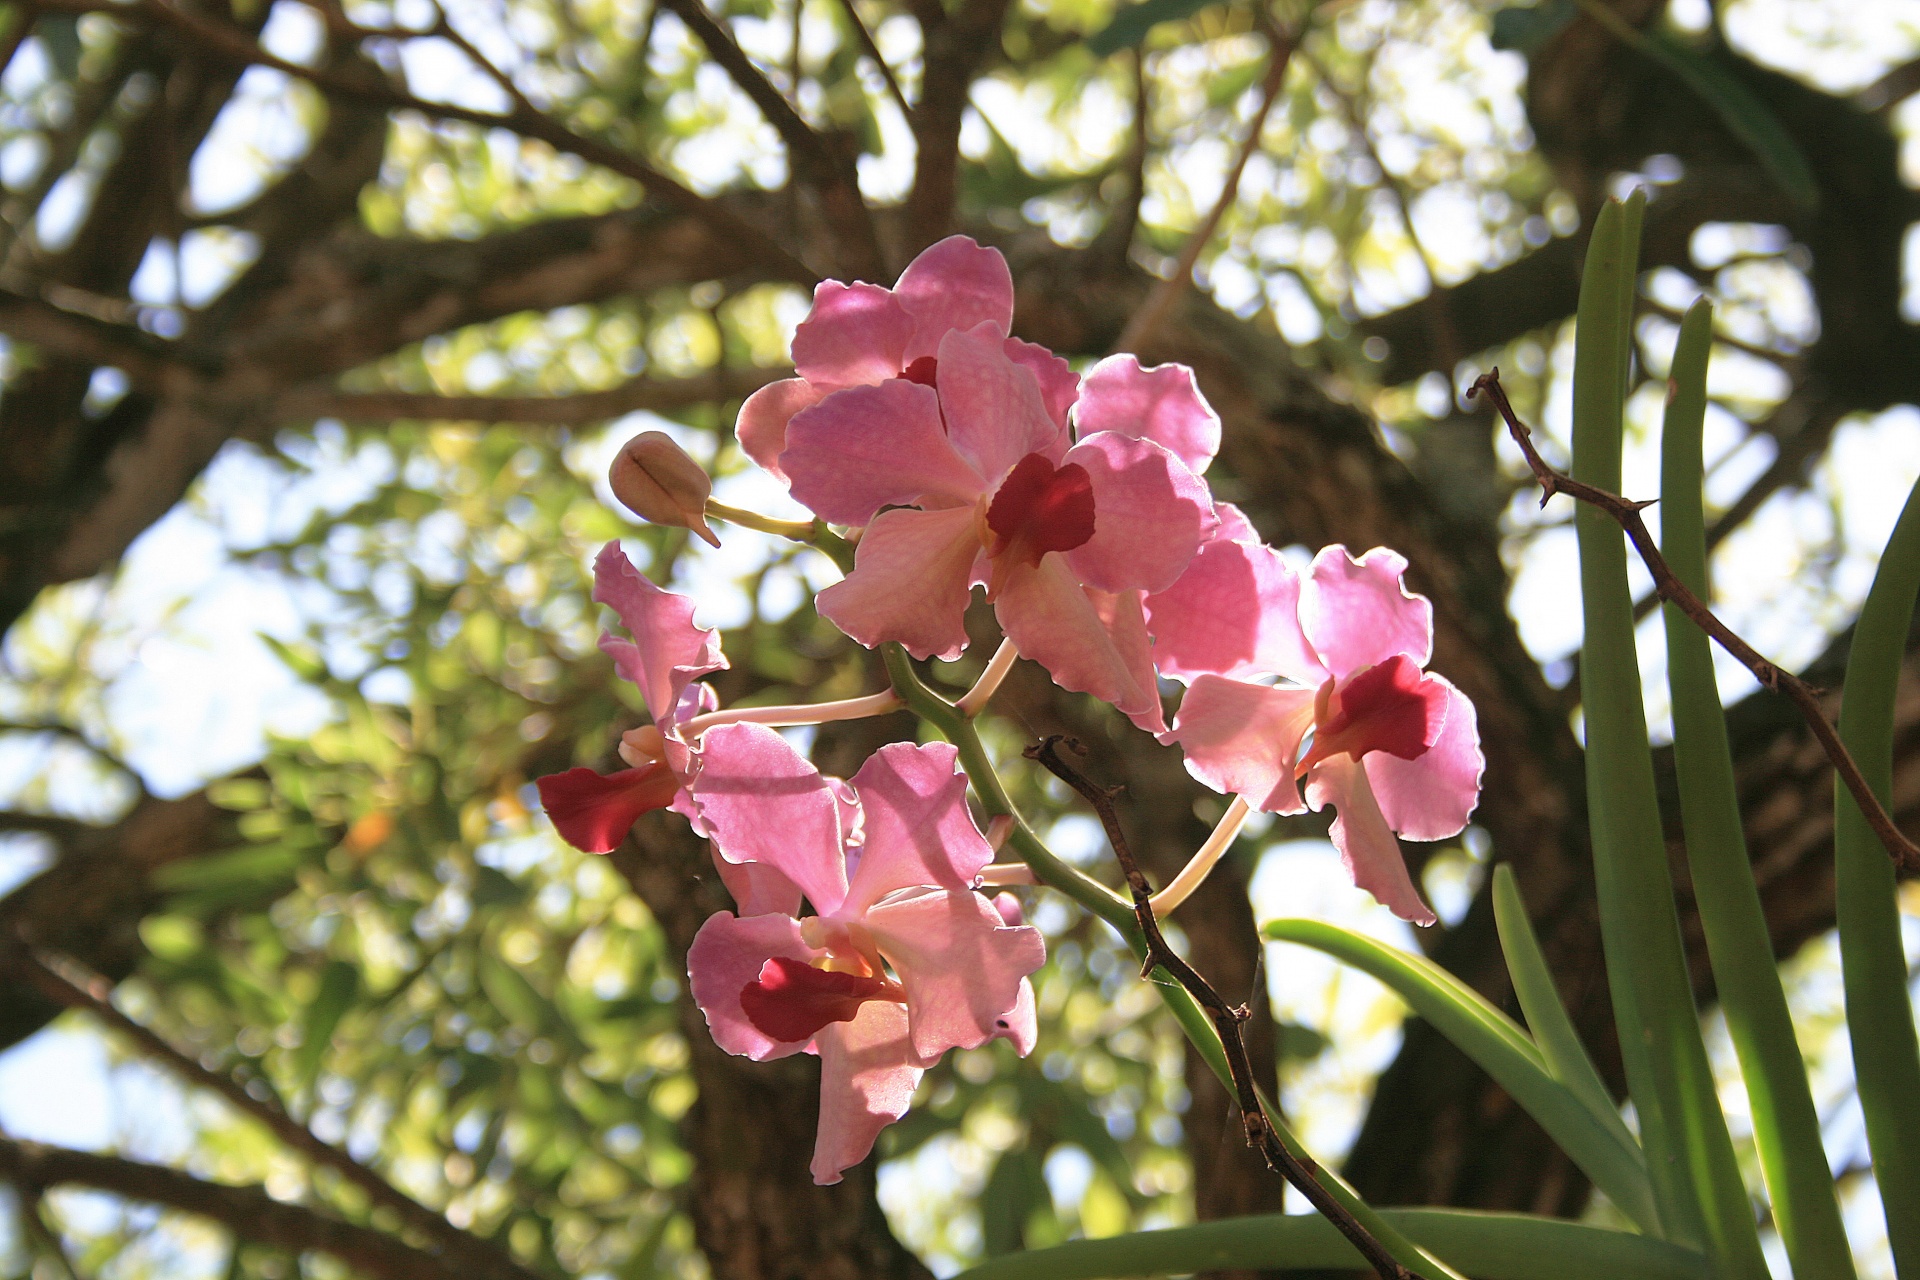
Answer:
(685, 726, 1044, 1183)
(534, 542, 727, 854)
(1163, 543, 1484, 924)
(736, 235, 1079, 479)
(777, 329, 1216, 732)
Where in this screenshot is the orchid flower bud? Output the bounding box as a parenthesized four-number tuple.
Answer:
(610, 431, 720, 547)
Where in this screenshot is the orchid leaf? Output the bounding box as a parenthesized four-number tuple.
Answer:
(956, 1208, 1709, 1280)
(1660, 299, 1856, 1279)
(1835, 472, 1920, 1273)
(1264, 917, 1657, 1232)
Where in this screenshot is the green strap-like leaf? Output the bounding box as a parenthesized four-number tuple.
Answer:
(1571, 193, 1768, 1273)
(1489, 865, 1639, 1155)
(1085, 0, 1224, 56)
(955, 1208, 1708, 1280)
(1835, 472, 1920, 1275)
(1660, 300, 1856, 1280)
(1264, 918, 1657, 1231)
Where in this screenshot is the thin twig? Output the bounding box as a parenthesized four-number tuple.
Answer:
(1468, 368, 1920, 875)
(1113, 19, 1297, 355)
(10, 949, 544, 1280)
(1024, 736, 1413, 1280)
(18, 1188, 84, 1280)
(280, 365, 789, 426)
(833, 0, 911, 118)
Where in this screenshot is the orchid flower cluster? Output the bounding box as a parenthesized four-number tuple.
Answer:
(536, 237, 1485, 1185)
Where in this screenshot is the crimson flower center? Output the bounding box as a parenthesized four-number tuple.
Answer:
(740, 955, 899, 1044)
(902, 355, 940, 386)
(985, 452, 1096, 572)
(1298, 654, 1448, 774)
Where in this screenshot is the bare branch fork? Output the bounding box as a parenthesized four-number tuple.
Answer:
(7, 947, 544, 1280)
(1468, 368, 1920, 875)
(1024, 736, 1414, 1280)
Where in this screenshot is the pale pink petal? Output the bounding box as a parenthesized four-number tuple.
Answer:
(994, 557, 1149, 717)
(537, 764, 681, 854)
(1299, 545, 1434, 680)
(1089, 586, 1166, 734)
(811, 1000, 925, 1185)
(936, 324, 1067, 483)
(687, 911, 823, 1061)
(1005, 337, 1080, 431)
(1145, 536, 1324, 685)
(863, 888, 1047, 1060)
(791, 281, 913, 388)
(1060, 432, 1212, 595)
(1365, 678, 1484, 841)
(1167, 675, 1315, 815)
(593, 543, 727, 720)
(1212, 500, 1260, 544)
(1305, 756, 1437, 926)
(816, 505, 983, 661)
(1074, 355, 1222, 475)
(893, 235, 1015, 363)
(688, 723, 849, 915)
(990, 978, 1038, 1055)
(737, 378, 827, 482)
(841, 742, 994, 914)
(711, 847, 804, 918)
(781, 380, 985, 525)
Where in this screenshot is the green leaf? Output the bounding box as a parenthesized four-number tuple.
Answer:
(294, 960, 360, 1100)
(1834, 471, 1920, 1273)
(1488, 866, 1640, 1157)
(259, 633, 329, 682)
(1660, 300, 1856, 1280)
(981, 1146, 1050, 1257)
(1488, 0, 1575, 54)
(1263, 918, 1656, 1231)
(1085, 0, 1222, 56)
(1570, 193, 1767, 1272)
(1567, 0, 1817, 211)
(954, 1209, 1708, 1280)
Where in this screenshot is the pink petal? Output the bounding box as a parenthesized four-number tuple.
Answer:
(994, 557, 1150, 719)
(687, 911, 823, 1061)
(1062, 432, 1212, 595)
(1074, 355, 1222, 476)
(991, 977, 1038, 1055)
(1305, 756, 1437, 926)
(841, 742, 994, 914)
(816, 505, 984, 661)
(1299, 545, 1434, 681)
(737, 378, 827, 482)
(1090, 586, 1166, 734)
(688, 723, 849, 915)
(710, 847, 803, 918)
(1213, 501, 1260, 544)
(811, 999, 924, 1185)
(863, 888, 1047, 1060)
(1145, 535, 1324, 685)
(1005, 337, 1080, 430)
(593, 542, 727, 722)
(791, 281, 913, 388)
(1365, 678, 1484, 841)
(1167, 675, 1315, 815)
(740, 956, 896, 1043)
(893, 235, 1015, 363)
(782, 380, 984, 526)
(936, 324, 1066, 484)
(536, 764, 681, 854)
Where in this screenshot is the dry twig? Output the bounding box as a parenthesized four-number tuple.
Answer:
(1025, 736, 1414, 1280)
(1468, 368, 1920, 875)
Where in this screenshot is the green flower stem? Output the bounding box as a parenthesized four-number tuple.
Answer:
(705, 500, 855, 569)
(1660, 299, 1855, 1280)
(1835, 473, 1920, 1275)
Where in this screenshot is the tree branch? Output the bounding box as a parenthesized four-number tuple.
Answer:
(1024, 735, 1413, 1280)
(903, 0, 1011, 247)
(9, 949, 543, 1280)
(833, 0, 911, 119)
(281, 366, 790, 426)
(0, 1136, 469, 1280)
(31, 0, 817, 285)
(1468, 367, 1920, 874)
